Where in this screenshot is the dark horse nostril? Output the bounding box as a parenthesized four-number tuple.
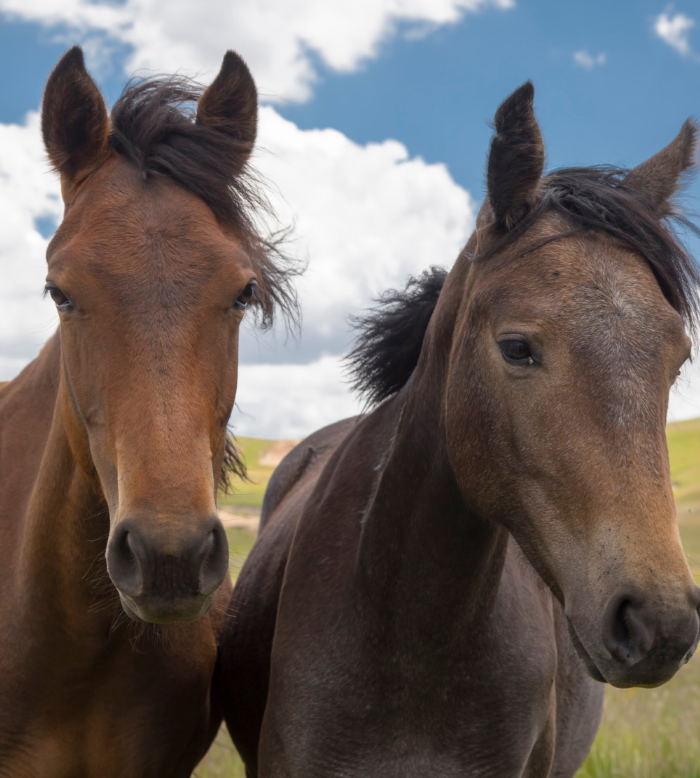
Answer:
(198, 520, 229, 597)
(106, 524, 143, 597)
(602, 593, 654, 667)
(106, 517, 228, 606)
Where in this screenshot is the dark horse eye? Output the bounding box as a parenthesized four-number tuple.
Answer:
(44, 284, 73, 311)
(499, 338, 535, 366)
(234, 281, 256, 311)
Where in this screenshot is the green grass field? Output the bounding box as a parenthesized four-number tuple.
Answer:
(198, 422, 700, 777)
(668, 417, 700, 584)
(218, 436, 280, 513)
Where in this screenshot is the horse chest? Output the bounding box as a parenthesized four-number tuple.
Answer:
(262, 594, 558, 778)
(262, 684, 553, 778)
(0, 614, 218, 777)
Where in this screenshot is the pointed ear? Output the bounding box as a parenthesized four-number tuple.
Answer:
(624, 119, 697, 216)
(485, 82, 545, 233)
(41, 47, 109, 184)
(197, 50, 258, 173)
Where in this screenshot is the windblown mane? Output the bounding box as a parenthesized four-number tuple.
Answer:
(347, 165, 700, 409)
(487, 165, 700, 327)
(346, 267, 448, 407)
(109, 76, 300, 329)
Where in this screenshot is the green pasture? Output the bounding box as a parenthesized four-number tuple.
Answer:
(218, 436, 278, 512)
(668, 417, 700, 584)
(201, 421, 700, 778)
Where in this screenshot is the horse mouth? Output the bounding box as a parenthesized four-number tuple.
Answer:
(566, 617, 606, 683)
(118, 593, 147, 622)
(117, 591, 215, 624)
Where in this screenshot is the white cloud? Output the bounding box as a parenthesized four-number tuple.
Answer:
(669, 357, 700, 423)
(243, 107, 474, 365)
(235, 356, 361, 439)
(573, 49, 606, 69)
(0, 112, 61, 372)
(0, 0, 514, 103)
(654, 10, 699, 60)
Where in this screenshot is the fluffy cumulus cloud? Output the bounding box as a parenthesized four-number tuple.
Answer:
(0, 0, 513, 102)
(669, 359, 700, 423)
(232, 108, 474, 435)
(247, 108, 474, 365)
(0, 113, 60, 379)
(654, 10, 699, 60)
(236, 356, 361, 439)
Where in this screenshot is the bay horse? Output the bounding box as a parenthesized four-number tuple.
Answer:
(219, 83, 700, 777)
(0, 47, 295, 776)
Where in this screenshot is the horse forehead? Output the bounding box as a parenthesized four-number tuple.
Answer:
(55, 165, 242, 282)
(555, 239, 683, 352)
(86, 163, 221, 244)
(493, 232, 679, 333)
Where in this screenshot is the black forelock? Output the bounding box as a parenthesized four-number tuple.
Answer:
(108, 75, 300, 329)
(482, 165, 700, 330)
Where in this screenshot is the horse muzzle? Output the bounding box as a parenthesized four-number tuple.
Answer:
(567, 584, 700, 688)
(106, 515, 229, 623)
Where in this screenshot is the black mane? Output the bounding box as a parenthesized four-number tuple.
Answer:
(109, 76, 300, 328)
(348, 165, 700, 408)
(490, 165, 700, 326)
(345, 267, 448, 407)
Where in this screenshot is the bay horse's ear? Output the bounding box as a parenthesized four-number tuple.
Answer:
(41, 46, 109, 185)
(624, 119, 697, 216)
(197, 50, 258, 173)
(484, 81, 545, 234)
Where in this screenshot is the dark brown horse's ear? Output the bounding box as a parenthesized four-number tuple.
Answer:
(624, 119, 697, 216)
(485, 81, 545, 233)
(41, 47, 109, 185)
(197, 50, 258, 173)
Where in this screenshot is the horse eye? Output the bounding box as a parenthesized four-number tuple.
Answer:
(499, 338, 535, 366)
(44, 284, 73, 311)
(234, 281, 256, 311)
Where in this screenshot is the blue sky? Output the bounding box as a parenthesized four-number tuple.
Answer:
(2, 1, 699, 200)
(283, 1, 700, 197)
(1, 0, 699, 435)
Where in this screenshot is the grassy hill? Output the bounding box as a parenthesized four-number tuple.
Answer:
(668, 417, 700, 504)
(218, 436, 280, 513)
(668, 417, 700, 583)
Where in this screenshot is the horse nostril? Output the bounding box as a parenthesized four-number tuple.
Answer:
(106, 524, 143, 597)
(198, 520, 229, 597)
(107, 517, 228, 613)
(602, 594, 654, 667)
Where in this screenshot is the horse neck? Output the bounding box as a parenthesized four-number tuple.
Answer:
(355, 256, 508, 644)
(18, 334, 111, 629)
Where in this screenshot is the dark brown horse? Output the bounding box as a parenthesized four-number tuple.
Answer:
(219, 83, 700, 777)
(0, 47, 295, 776)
